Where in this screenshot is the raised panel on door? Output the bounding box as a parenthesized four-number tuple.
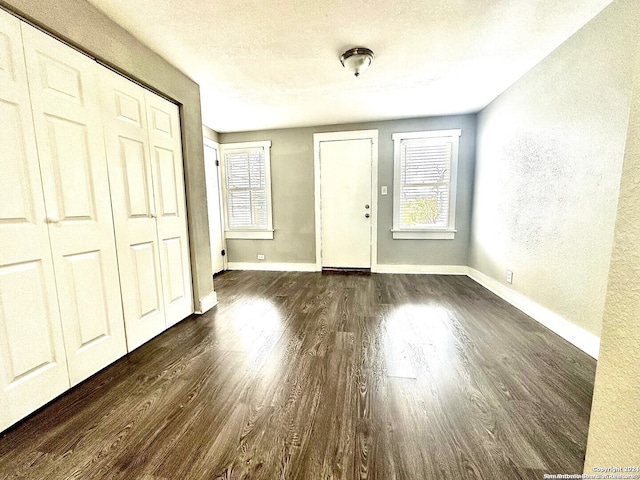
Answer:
(320, 139, 373, 268)
(0, 10, 69, 432)
(98, 67, 167, 351)
(145, 90, 193, 326)
(22, 23, 127, 385)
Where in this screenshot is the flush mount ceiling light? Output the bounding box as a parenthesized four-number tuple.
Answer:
(340, 47, 375, 77)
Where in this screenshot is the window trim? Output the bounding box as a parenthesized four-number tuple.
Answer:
(391, 129, 461, 240)
(220, 140, 274, 240)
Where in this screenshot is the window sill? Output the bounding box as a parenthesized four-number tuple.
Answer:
(391, 229, 456, 240)
(225, 230, 274, 240)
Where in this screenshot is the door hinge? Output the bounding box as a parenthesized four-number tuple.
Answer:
(215, 159, 220, 166)
(221, 249, 226, 256)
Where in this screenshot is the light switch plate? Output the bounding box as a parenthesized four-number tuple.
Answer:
(381, 186, 388, 195)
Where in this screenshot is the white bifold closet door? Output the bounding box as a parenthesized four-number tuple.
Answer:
(99, 69, 166, 350)
(0, 9, 193, 432)
(0, 11, 70, 432)
(99, 68, 193, 350)
(21, 23, 127, 385)
(145, 90, 193, 327)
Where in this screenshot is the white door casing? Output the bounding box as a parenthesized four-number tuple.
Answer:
(314, 130, 379, 270)
(145, 90, 193, 327)
(22, 23, 127, 385)
(0, 10, 71, 432)
(99, 68, 167, 351)
(204, 138, 226, 274)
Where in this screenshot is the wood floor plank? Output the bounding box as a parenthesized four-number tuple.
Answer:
(0, 271, 596, 479)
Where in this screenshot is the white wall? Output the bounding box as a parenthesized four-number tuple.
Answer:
(584, 24, 640, 466)
(469, 0, 639, 338)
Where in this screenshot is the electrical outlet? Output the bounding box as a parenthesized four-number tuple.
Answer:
(257, 254, 265, 261)
(506, 270, 513, 284)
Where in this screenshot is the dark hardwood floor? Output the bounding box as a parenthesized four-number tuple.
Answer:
(0, 271, 596, 479)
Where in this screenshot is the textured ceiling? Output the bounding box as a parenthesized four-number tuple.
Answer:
(85, 0, 613, 133)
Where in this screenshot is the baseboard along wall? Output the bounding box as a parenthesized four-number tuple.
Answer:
(221, 262, 600, 358)
(226, 262, 318, 272)
(467, 268, 600, 359)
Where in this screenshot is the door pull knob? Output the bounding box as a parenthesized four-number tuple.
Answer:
(365, 213, 370, 218)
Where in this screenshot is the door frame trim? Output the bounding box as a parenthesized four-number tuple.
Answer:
(313, 129, 379, 272)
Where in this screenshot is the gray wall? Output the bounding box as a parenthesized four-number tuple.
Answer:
(469, 0, 639, 336)
(219, 115, 476, 267)
(203, 125, 219, 143)
(0, 0, 215, 311)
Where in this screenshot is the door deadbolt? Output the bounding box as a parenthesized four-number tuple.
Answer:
(365, 204, 370, 209)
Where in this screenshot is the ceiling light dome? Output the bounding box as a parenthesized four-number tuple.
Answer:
(340, 47, 374, 77)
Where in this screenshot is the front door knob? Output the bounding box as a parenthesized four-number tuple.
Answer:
(365, 213, 370, 218)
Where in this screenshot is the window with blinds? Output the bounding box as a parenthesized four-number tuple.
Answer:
(392, 130, 461, 240)
(220, 141, 273, 239)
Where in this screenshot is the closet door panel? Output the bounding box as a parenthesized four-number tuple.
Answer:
(145, 91, 193, 326)
(0, 11, 69, 432)
(63, 250, 112, 346)
(99, 68, 166, 351)
(161, 236, 187, 304)
(22, 24, 127, 385)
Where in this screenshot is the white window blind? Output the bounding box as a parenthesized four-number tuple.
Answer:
(399, 139, 452, 228)
(225, 149, 267, 228)
(392, 130, 461, 239)
(220, 141, 273, 239)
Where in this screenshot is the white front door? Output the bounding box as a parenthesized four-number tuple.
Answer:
(204, 139, 226, 274)
(22, 23, 127, 386)
(318, 135, 375, 269)
(0, 11, 70, 431)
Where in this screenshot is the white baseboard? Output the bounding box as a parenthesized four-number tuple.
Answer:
(227, 262, 318, 272)
(195, 290, 218, 314)
(374, 264, 469, 275)
(467, 268, 600, 359)
(221, 261, 600, 358)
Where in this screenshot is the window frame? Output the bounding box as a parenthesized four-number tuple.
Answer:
(220, 140, 274, 240)
(391, 129, 461, 240)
